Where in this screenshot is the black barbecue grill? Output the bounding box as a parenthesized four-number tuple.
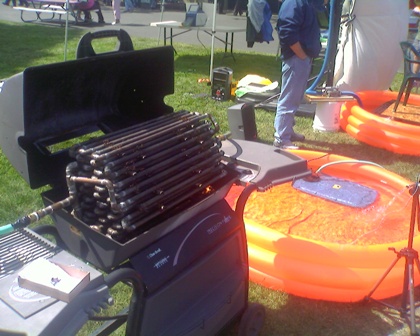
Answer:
(0, 40, 311, 335)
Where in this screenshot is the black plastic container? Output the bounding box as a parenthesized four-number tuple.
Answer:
(212, 66, 233, 101)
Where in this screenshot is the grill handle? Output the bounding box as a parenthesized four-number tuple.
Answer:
(76, 29, 134, 59)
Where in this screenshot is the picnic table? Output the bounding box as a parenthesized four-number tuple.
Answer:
(13, 0, 101, 24)
(150, 21, 246, 60)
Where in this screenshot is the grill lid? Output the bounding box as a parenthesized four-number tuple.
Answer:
(0, 46, 175, 189)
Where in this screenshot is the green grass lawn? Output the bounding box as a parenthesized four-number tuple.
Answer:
(0, 20, 419, 336)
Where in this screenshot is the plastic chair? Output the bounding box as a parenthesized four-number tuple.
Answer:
(394, 41, 420, 112)
(76, 29, 134, 59)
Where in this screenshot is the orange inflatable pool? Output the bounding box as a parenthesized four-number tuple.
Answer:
(225, 149, 416, 302)
(340, 90, 420, 156)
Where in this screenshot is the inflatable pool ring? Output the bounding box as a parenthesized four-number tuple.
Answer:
(226, 149, 416, 302)
(340, 90, 420, 156)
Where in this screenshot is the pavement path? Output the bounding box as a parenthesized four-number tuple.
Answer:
(0, 2, 280, 55)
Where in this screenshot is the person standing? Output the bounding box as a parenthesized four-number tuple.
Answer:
(233, 0, 246, 15)
(273, 0, 327, 149)
(112, 0, 121, 24)
(2, 0, 16, 6)
(123, 0, 134, 13)
(3, 0, 29, 6)
(411, 0, 420, 73)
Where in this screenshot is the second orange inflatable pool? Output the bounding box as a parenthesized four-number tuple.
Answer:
(340, 90, 420, 156)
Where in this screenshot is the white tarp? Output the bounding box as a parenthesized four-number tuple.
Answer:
(334, 0, 409, 91)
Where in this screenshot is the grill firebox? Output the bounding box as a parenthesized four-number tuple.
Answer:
(67, 110, 230, 242)
(40, 107, 240, 270)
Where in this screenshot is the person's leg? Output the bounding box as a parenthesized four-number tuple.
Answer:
(234, 0, 244, 15)
(96, 1, 105, 23)
(124, 0, 133, 12)
(84, 10, 92, 21)
(413, 39, 420, 73)
(128, 0, 134, 11)
(218, 0, 224, 14)
(233, 0, 240, 15)
(112, 0, 120, 24)
(274, 56, 311, 146)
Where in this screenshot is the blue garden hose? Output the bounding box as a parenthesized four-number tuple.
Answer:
(306, 0, 363, 108)
(0, 196, 73, 237)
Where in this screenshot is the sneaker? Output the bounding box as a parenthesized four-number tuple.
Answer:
(112, 19, 120, 25)
(290, 132, 305, 142)
(273, 140, 299, 150)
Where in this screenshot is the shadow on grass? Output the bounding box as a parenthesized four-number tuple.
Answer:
(220, 291, 409, 336)
(174, 50, 282, 81)
(299, 135, 420, 168)
(261, 295, 408, 336)
(0, 21, 84, 78)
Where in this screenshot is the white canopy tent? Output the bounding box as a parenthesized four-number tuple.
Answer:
(334, 0, 409, 91)
(209, 0, 218, 81)
(64, 0, 70, 61)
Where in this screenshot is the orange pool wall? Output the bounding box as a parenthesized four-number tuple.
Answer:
(240, 149, 416, 302)
(340, 90, 420, 156)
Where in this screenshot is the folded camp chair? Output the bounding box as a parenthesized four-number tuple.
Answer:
(394, 41, 420, 112)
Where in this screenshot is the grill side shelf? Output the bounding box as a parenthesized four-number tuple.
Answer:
(0, 228, 60, 280)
